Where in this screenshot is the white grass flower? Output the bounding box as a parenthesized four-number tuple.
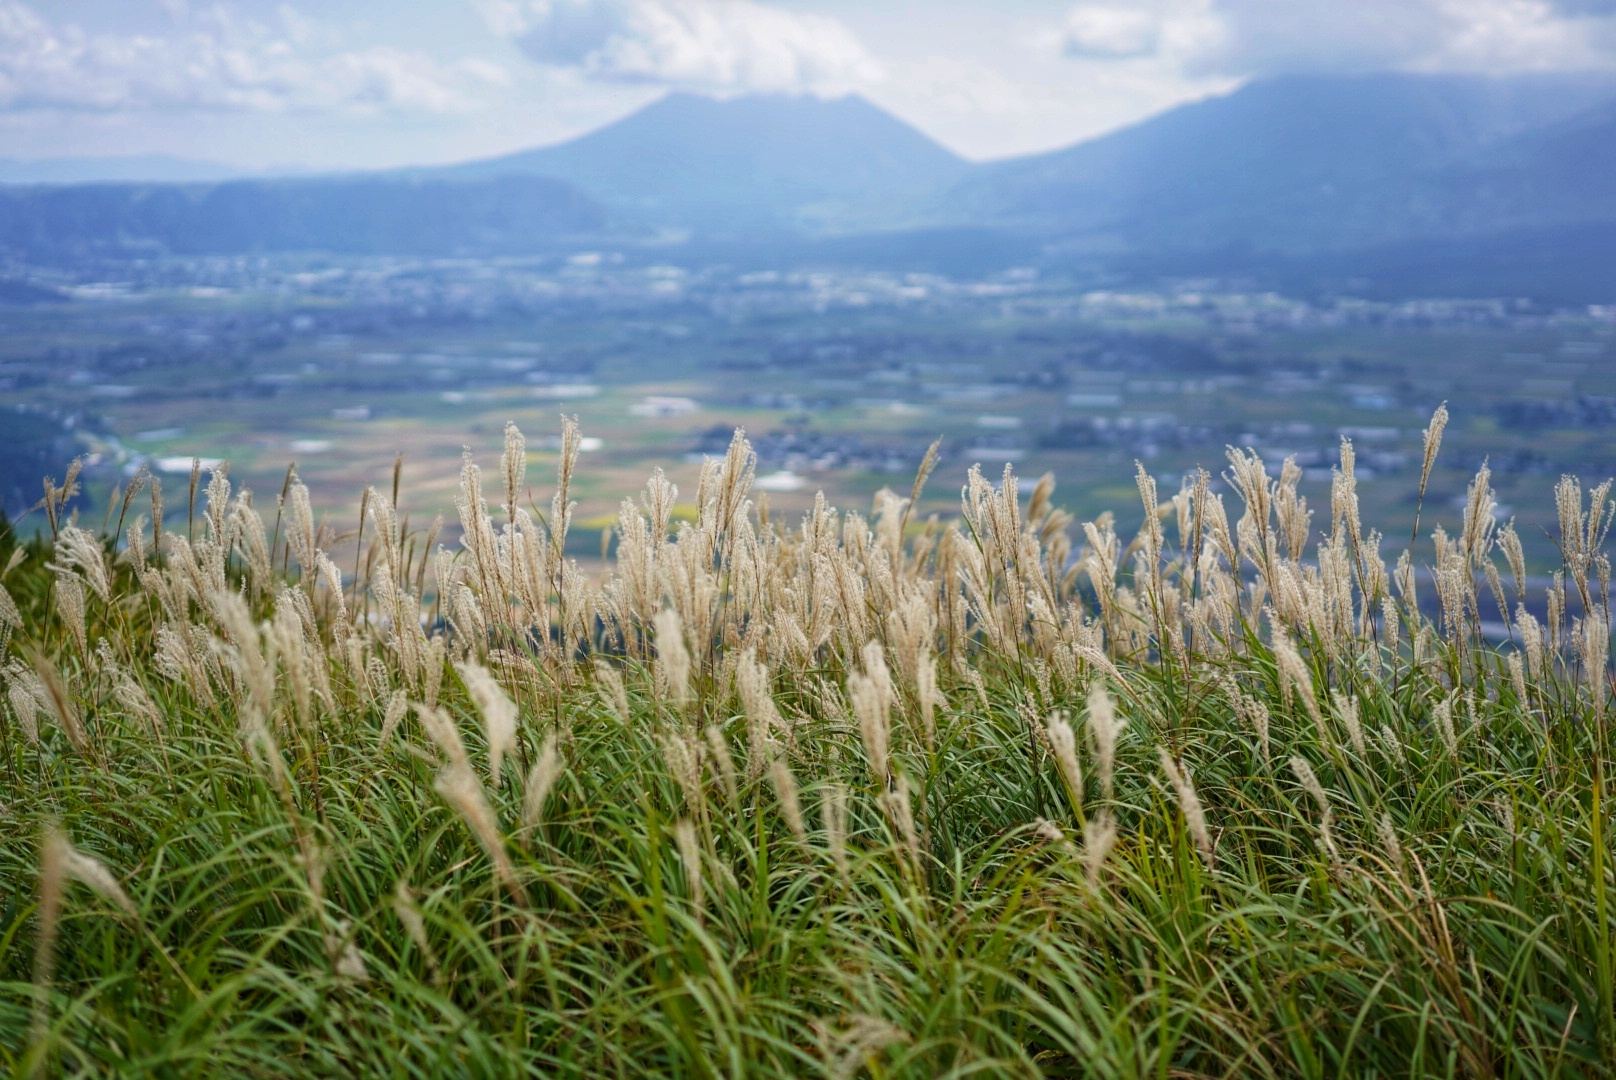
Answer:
(821, 783, 850, 882)
(392, 881, 439, 980)
(653, 609, 691, 710)
(1376, 812, 1404, 871)
(1289, 756, 1339, 864)
(850, 643, 893, 786)
(53, 831, 136, 918)
(521, 733, 562, 836)
(1332, 691, 1366, 758)
(593, 660, 630, 724)
(770, 756, 808, 843)
(703, 726, 739, 804)
(737, 648, 783, 778)
(1508, 651, 1530, 714)
(379, 690, 408, 749)
(1433, 695, 1459, 760)
(325, 918, 369, 983)
(4, 660, 44, 746)
(1082, 812, 1118, 887)
(660, 732, 705, 815)
(1157, 749, 1213, 870)
(458, 660, 518, 787)
(1086, 682, 1126, 801)
(434, 761, 519, 899)
(414, 704, 468, 769)
(884, 773, 922, 872)
(33, 653, 90, 761)
(672, 819, 704, 925)
(1045, 712, 1084, 812)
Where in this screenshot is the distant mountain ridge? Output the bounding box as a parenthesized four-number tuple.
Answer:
(0, 175, 607, 259)
(0, 155, 250, 185)
(2, 76, 1614, 299)
(430, 92, 971, 235)
(941, 73, 1616, 254)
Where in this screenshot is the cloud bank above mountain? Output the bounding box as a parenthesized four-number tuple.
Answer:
(0, 1, 507, 114)
(479, 0, 881, 94)
(1049, 0, 1616, 76)
(2, 0, 1615, 168)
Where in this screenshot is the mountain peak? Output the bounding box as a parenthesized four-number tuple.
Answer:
(439, 91, 967, 235)
(943, 70, 1616, 254)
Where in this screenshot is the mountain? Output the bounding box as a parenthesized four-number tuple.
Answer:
(1, 79, 1613, 299)
(0, 155, 248, 185)
(0, 175, 608, 260)
(942, 73, 1616, 257)
(435, 92, 971, 236)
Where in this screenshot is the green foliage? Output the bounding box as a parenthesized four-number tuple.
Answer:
(0, 428, 1612, 1078)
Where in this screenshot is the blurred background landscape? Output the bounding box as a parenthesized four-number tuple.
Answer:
(1, 0, 1614, 569)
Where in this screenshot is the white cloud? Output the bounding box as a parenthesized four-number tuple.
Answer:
(483, 0, 882, 94)
(1047, 0, 1616, 76)
(1058, 6, 1164, 59)
(0, 1, 510, 114)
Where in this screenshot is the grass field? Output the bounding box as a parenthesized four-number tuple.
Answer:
(0, 415, 1613, 1077)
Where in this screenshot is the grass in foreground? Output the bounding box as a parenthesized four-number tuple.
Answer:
(0, 414, 1613, 1077)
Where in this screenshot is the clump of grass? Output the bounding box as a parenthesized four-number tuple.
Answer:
(0, 417, 1612, 1077)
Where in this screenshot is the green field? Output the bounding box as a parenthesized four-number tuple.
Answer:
(0, 420, 1613, 1076)
(3, 271, 1613, 578)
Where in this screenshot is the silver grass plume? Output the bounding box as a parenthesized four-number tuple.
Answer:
(4, 660, 44, 746)
(458, 660, 518, 788)
(1082, 813, 1118, 887)
(433, 761, 519, 899)
(31, 825, 65, 1067)
(379, 690, 408, 748)
(653, 608, 691, 711)
(414, 703, 468, 769)
(1376, 812, 1404, 872)
(1433, 694, 1459, 760)
(54, 830, 136, 918)
(883, 772, 922, 872)
(1272, 625, 1326, 743)
(821, 783, 850, 882)
(771, 755, 808, 843)
(1158, 749, 1213, 870)
(1332, 691, 1367, 758)
(593, 660, 631, 724)
(850, 641, 894, 786)
(1086, 681, 1125, 802)
(501, 420, 526, 524)
(392, 881, 439, 981)
(1582, 613, 1609, 723)
(660, 732, 705, 815)
(672, 819, 704, 925)
(1045, 712, 1084, 812)
(324, 918, 368, 983)
(703, 725, 739, 803)
(1289, 756, 1339, 865)
(521, 732, 562, 837)
(1414, 402, 1448, 541)
(737, 648, 783, 778)
(31, 652, 90, 762)
(1507, 651, 1531, 719)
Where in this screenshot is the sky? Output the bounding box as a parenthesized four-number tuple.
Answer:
(3, 0, 1616, 169)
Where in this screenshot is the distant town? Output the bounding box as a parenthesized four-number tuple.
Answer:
(2, 253, 1610, 574)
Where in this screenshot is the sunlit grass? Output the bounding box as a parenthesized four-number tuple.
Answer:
(0, 415, 1611, 1077)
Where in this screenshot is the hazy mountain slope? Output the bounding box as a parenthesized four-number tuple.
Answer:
(945, 73, 1616, 254)
(0, 155, 247, 185)
(1433, 98, 1616, 225)
(0, 175, 608, 260)
(438, 93, 971, 235)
